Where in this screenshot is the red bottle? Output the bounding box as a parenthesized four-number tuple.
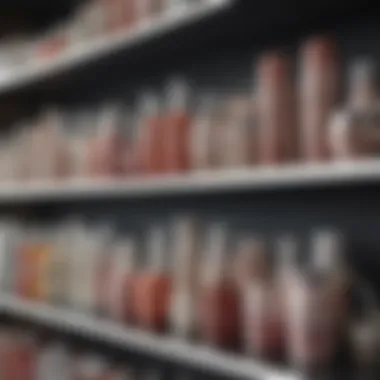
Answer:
(133, 226, 172, 332)
(198, 225, 240, 349)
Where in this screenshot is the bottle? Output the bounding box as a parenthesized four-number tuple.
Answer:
(106, 237, 137, 322)
(198, 224, 240, 349)
(233, 236, 267, 290)
(329, 59, 380, 160)
(38, 108, 69, 179)
(257, 52, 297, 165)
(221, 95, 254, 168)
(163, 78, 193, 173)
(299, 36, 340, 161)
(348, 59, 378, 111)
(136, 93, 165, 175)
(17, 227, 49, 301)
(240, 237, 283, 359)
(0, 221, 21, 294)
(36, 342, 73, 380)
(170, 217, 200, 339)
(287, 230, 351, 375)
(190, 95, 219, 171)
(133, 226, 172, 332)
(88, 104, 125, 178)
(350, 312, 380, 380)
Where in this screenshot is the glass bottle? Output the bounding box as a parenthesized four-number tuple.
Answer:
(163, 78, 193, 173)
(106, 237, 137, 323)
(170, 216, 200, 339)
(133, 226, 172, 332)
(257, 52, 297, 165)
(198, 224, 240, 349)
(299, 36, 340, 161)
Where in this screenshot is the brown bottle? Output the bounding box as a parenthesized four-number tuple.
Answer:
(198, 224, 240, 349)
(257, 52, 297, 165)
(240, 237, 283, 359)
(170, 217, 200, 339)
(133, 226, 172, 332)
(299, 36, 340, 161)
(163, 78, 193, 173)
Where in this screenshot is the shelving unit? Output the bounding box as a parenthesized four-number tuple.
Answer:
(0, 159, 379, 204)
(0, 1, 379, 380)
(0, 0, 233, 96)
(0, 294, 298, 380)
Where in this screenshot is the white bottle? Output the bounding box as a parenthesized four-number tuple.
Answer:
(170, 216, 199, 339)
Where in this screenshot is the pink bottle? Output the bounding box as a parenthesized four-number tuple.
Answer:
(257, 52, 297, 165)
(239, 237, 283, 360)
(286, 230, 351, 374)
(299, 36, 340, 161)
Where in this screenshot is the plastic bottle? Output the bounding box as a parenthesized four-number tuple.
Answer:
(198, 224, 240, 349)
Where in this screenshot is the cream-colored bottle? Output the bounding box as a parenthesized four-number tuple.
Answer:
(170, 216, 200, 339)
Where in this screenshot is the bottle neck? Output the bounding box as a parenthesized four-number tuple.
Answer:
(310, 230, 344, 275)
(148, 226, 166, 273)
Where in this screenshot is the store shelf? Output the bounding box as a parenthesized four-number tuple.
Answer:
(1, 160, 380, 204)
(0, 294, 298, 380)
(0, 0, 233, 96)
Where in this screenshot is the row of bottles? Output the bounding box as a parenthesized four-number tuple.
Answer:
(0, 326, 177, 380)
(2, 35, 380, 182)
(0, 0, 209, 74)
(0, 218, 378, 377)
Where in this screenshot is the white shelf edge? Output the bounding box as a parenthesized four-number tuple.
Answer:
(0, 160, 379, 203)
(0, 294, 299, 380)
(0, 0, 233, 95)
